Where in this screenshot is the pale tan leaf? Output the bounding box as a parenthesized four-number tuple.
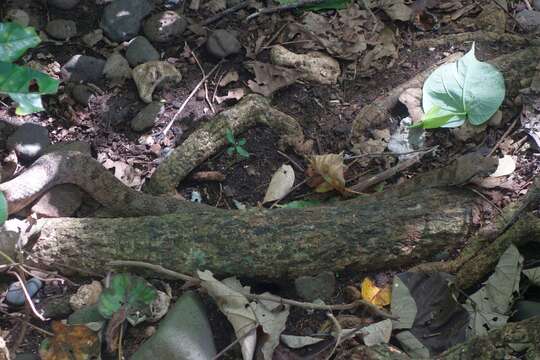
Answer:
(307, 153, 345, 193)
(263, 164, 295, 203)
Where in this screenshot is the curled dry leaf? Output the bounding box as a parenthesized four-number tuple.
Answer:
(306, 153, 346, 193)
(245, 61, 300, 97)
(197, 270, 257, 360)
(361, 277, 391, 308)
(263, 164, 295, 204)
(219, 70, 239, 87)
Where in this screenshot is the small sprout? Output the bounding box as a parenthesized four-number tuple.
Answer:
(225, 128, 250, 159)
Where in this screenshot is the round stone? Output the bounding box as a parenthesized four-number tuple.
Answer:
(45, 19, 77, 40)
(6, 123, 50, 163)
(143, 11, 187, 43)
(126, 36, 160, 66)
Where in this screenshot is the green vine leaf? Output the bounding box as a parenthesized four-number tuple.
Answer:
(420, 43, 505, 128)
(0, 22, 41, 63)
(0, 192, 7, 226)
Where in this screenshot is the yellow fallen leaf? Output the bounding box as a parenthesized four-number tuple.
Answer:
(307, 153, 345, 193)
(361, 277, 391, 308)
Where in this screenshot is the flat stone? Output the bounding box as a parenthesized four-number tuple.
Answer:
(103, 52, 132, 81)
(31, 184, 83, 217)
(206, 29, 241, 58)
(82, 29, 104, 47)
(132, 61, 182, 103)
(45, 19, 77, 40)
(295, 271, 336, 302)
(5, 8, 30, 26)
(38, 293, 73, 319)
(44, 141, 91, 155)
(100, 0, 153, 42)
(131, 102, 164, 131)
(450, 121, 487, 143)
(61, 55, 106, 83)
(71, 84, 93, 106)
(6, 123, 50, 163)
(132, 291, 217, 360)
(143, 11, 187, 43)
(69, 281, 103, 311)
(126, 36, 160, 67)
(48, 0, 80, 9)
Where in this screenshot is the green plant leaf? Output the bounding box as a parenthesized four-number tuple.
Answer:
(236, 146, 250, 158)
(225, 128, 235, 144)
(0, 62, 59, 114)
(98, 273, 157, 320)
(279, 199, 322, 209)
(226, 146, 235, 156)
(0, 192, 7, 226)
(411, 105, 466, 129)
(237, 138, 247, 146)
(422, 43, 505, 127)
(0, 22, 41, 63)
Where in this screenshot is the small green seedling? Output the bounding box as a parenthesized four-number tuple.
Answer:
(225, 128, 250, 158)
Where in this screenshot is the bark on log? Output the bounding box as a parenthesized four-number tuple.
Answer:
(31, 187, 477, 278)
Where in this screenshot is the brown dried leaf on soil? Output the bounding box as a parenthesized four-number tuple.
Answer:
(245, 61, 300, 97)
(39, 321, 100, 360)
(215, 88, 245, 104)
(306, 153, 346, 193)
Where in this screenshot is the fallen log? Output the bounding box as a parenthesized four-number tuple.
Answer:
(31, 186, 478, 278)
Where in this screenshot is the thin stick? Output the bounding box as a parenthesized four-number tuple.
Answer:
(190, 46, 216, 114)
(212, 326, 257, 360)
(487, 115, 519, 157)
(325, 312, 342, 360)
(2, 313, 54, 336)
(7, 271, 48, 322)
(107, 260, 397, 319)
(203, 0, 250, 25)
(277, 150, 304, 171)
(162, 61, 222, 136)
(246, 0, 329, 21)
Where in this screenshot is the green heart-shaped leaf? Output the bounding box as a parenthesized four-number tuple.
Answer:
(0, 22, 41, 63)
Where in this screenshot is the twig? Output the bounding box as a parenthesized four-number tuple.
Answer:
(349, 147, 436, 193)
(246, 0, 329, 21)
(203, 0, 250, 25)
(277, 150, 304, 171)
(1, 312, 54, 336)
(345, 147, 437, 160)
(189, 46, 216, 114)
(487, 115, 519, 157)
(325, 312, 342, 360)
(107, 260, 398, 319)
(7, 271, 48, 322)
(212, 326, 257, 360)
(162, 61, 222, 136)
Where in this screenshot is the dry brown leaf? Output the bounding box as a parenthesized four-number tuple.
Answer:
(361, 277, 391, 308)
(204, 0, 226, 13)
(306, 153, 346, 193)
(219, 70, 239, 87)
(40, 321, 100, 360)
(245, 61, 300, 97)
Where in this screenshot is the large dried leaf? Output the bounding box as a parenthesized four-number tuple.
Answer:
(263, 164, 295, 203)
(307, 153, 346, 193)
(255, 295, 290, 360)
(198, 270, 257, 360)
(245, 61, 300, 97)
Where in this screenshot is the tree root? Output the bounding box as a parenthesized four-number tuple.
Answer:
(350, 46, 540, 147)
(414, 31, 533, 48)
(145, 94, 311, 195)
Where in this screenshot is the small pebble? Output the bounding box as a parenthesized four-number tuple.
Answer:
(5, 9, 30, 26)
(62, 55, 106, 82)
(82, 29, 104, 47)
(45, 19, 77, 40)
(131, 102, 164, 131)
(126, 36, 160, 67)
(143, 11, 187, 43)
(103, 52, 132, 81)
(71, 84, 93, 106)
(206, 29, 241, 58)
(7, 123, 50, 163)
(6, 278, 43, 306)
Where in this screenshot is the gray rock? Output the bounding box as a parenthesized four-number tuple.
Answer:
(487, 110, 503, 129)
(44, 141, 92, 155)
(132, 61, 182, 103)
(37, 293, 73, 319)
(71, 84, 92, 105)
(7, 123, 50, 163)
(132, 291, 217, 360)
(48, 0, 80, 10)
(516, 10, 540, 33)
(82, 29, 104, 47)
(450, 121, 487, 143)
(100, 0, 153, 42)
(5, 9, 30, 26)
(535, 0, 540, 11)
(45, 19, 77, 40)
(6, 278, 42, 306)
(103, 52, 132, 81)
(61, 55, 106, 83)
(131, 102, 163, 131)
(295, 271, 336, 302)
(143, 11, 187, 43)
(31, 184, 83, 217)
(206, 29, 241, 58)
(126, 36, 160, 67)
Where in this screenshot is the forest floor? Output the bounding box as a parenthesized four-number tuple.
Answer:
(1, 0, 540, 359)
